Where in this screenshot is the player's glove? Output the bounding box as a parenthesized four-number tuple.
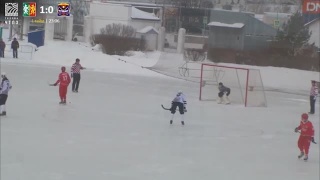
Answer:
(314, 96, 317, 100)
(71, 73, 73, 78)
(311, 137, 316, 143)
(184, 106, 187, 112)
(294, 127, 299, 133)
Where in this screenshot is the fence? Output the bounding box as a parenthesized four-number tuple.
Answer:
(3, 43, 35, 60)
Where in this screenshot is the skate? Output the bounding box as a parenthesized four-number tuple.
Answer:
(224, 96, 230, 104)
(170, 120, 173, 124)
(298, 152, 304, 159)
(181, 121, 184, 125)
(60, 100, 67, 105)
(0, 111, 5, 116)
(217, 97, 223, 104)
(303, 155, 308, 161)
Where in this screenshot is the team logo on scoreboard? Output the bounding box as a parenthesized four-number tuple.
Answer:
(23, 2, 37, 17)
(57, 2, 70, 16)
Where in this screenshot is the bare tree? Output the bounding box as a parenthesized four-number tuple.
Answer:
(100, 23, 136, 37)
(246, 0, 266, 14)
(282, 4, 291, 13)
(184, 48, 206, 62)
(201, 0, 214, 8)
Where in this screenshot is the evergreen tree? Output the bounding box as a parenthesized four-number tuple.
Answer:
(276, 12, 311, 56)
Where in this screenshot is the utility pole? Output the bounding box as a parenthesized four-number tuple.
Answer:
(20, 17, 24, 40)
(9, 22, 13, 40)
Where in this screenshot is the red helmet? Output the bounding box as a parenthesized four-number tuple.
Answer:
(301, 113, 308, 120)
(61, 66, 66, 72)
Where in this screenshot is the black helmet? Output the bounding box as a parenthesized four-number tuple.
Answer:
(219, 82, 223, 85)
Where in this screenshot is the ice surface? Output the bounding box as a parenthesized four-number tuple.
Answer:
(0, 28, 319, 180)
(0, 62, 319, 180)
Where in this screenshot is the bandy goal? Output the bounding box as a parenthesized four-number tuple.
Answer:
(199, 63, 267, 107)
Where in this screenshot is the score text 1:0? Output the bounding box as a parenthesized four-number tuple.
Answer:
(40, 6, 54, 14)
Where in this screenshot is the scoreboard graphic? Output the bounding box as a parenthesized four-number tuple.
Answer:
(5, 3, 18, 17)
(23, 2, 37, 17)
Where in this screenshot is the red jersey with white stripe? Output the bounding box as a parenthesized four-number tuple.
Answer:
(55, 72, 71, 86)
(71, 63, 84, 74)
(297, 120, 314, 137)
(310, 84, 318, 96)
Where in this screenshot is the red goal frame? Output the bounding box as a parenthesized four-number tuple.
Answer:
(199, 63, 256, 107)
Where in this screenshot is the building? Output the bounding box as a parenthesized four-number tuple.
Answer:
(136, 26, 159, 50)
(208, 21, 245, 50)
(305, 18, 320, 48)
(208, 10, 277, 50)
(261, 12, 292, 29)
(84, 1, 163, 43)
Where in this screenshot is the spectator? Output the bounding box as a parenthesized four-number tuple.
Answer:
(0, 38, 5, 58)
(309, 80, 318, 114)
(11, 37, 19, 58)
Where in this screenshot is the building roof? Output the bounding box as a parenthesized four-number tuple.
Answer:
(131, 7, 160, 21)
(209, 10, 277, 36)
(137, 26, 159, 34)
(264, 12, 292, 18)
(208, 21, 245, 28)
(255, 14, 264, 21)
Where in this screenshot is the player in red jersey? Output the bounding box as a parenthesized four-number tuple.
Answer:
(50, 66, 71, 104)
(295, 113, 316, 161)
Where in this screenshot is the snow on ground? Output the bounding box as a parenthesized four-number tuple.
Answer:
(1, 27, 318, 93)
(1, 40, 165, 77)
(215, 62, 320, 93)
(0, 28, 164, 77)
(0, 28, 319, 180)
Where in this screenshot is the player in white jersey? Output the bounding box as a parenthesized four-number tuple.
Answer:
(0, 72, 12, 116)
(169, 91, 187, 125)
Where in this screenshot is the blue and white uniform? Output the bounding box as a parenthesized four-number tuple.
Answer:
(0, 78, 12, 95)
(172, 92, 187, 106)
(0, 73, 12, 115)
(170, 91, 187, 125)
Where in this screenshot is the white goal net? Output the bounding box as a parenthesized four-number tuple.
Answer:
(199, 63, 267, 107)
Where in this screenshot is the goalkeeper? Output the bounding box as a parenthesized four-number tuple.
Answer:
(218, 82, 231, 104)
